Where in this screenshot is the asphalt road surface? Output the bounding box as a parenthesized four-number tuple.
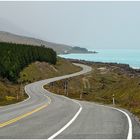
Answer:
(0, 63, 140, 139)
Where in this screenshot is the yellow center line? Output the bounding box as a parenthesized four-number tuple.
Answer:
(0, 95, 51, 128)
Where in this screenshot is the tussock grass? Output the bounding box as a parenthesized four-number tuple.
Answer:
(46, 63, 140, 119)
(0, 58, 81, 106)
(19, 57, 81, 83)
(0, 81, 27, 106)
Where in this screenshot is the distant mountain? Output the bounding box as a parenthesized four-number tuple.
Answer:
(68, 46, 96, 54)
(0, 31, 94, 54)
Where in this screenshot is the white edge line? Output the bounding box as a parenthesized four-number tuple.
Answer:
(41, 64, 90, 139)
(47, 100, 82, 140)
(42, 84, 83, 140)
(47, 95, 132, 140)
(112, 107, 132, 139)
(0, 63, 132, 139)
(42, 63, 132, 139)
(12, 63, 87, 107)
(95, 104, 132, 139)
(0, 63, 90, 109)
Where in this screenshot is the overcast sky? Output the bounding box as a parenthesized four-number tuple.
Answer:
(0, 1, 140, 50)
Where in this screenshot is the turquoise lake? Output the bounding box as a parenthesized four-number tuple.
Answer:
(59, 49, 140, 69)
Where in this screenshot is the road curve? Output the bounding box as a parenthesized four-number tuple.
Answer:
(0, 63, 140, 139)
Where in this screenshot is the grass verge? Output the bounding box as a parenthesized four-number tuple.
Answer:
(45, 61, 140, 120)
(0, 57, 81, 106)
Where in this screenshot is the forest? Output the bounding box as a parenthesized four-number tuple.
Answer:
(0, 42, 57, 82)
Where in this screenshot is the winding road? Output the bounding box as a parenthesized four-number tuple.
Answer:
(0, 63, 140, 139)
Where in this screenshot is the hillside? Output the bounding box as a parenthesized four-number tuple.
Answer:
(0, 58, 81, 106)
(0, 31, 94, 54)
(0, 42, 56, 81)
(45, 60, 140, 120)
(19, 57, 81, 83)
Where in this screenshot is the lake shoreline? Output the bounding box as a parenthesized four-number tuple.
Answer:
(66, 58, 140, 77)
(59, 49, 140, 68)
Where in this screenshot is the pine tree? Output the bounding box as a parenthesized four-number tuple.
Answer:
(0, 42, 57, 81)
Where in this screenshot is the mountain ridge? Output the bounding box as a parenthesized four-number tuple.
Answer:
(0, 31, 94, 54)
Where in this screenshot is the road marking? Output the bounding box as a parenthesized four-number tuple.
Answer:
(92, 103, 132, 140)
(48, 99, 82, 140)
(0, 64, 90, 128)
(110, 107, 132, 140)
(0, 95, 51, 128)
(44, 95, 51, 104)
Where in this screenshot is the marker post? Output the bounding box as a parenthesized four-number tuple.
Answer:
(112, 94, 115, 105)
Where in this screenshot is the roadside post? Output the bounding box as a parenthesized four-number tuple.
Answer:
(112, 94, 115, 105)
(64, 79, 68, 96)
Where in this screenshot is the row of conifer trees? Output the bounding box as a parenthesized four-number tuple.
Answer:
(0, 42, 57, 81)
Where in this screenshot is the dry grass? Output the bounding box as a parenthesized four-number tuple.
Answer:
(45, 63, 140, 119)
(19, 57, 81, 83)
(0, 81, 27, 106)
(0, 57, 81, 106)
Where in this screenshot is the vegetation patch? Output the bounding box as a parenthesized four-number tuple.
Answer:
(0, 81, 27, 106)
(19, 57, 81, 83)
(0, 56, 81, 106)
(0, 42, 56, 81)
(45, 61, 140, 120)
